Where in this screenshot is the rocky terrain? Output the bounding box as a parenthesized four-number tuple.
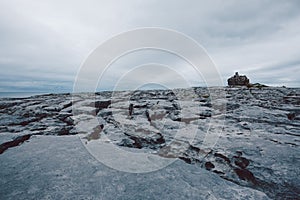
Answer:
(0, 87, 299, 199)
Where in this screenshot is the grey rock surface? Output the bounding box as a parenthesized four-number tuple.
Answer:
(0, 135, 270, 200)
(0, 87, 300, 199)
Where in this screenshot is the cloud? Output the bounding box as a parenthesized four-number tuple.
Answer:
(0, 0, 299, 92)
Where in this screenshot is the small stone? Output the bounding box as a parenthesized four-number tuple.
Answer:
(234, 168, 256, 183)
(287, 112, 296, 120)
(205, 162, 215, 170)
(234, 156, 250, 169)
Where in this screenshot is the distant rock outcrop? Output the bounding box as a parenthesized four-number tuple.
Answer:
(228, 72, 250, 86)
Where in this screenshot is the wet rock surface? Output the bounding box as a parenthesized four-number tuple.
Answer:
(0, 87, 300, 199)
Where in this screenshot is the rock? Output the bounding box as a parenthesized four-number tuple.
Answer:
(0, 134, 31, 154)
(228, 72, 250, 86)
(205, 162, 215, 170)
(57, 126, 74, 136)
(128, 103, 134, 117)
(118, 138, 136, 147)
(145, 109, 151, 122)
(214, 152, 231, 164)
(125, 129, 165, 149)
(234, 168, 256, 183)
(0, 135, 270, 200)
(0, 87, 300, 199)
(95, 100, 111, 109)
(283, 95, 300, 105)
(247, 83, 268, 89)
(287, 112, 296, 120)
(233, 156, 250, 169)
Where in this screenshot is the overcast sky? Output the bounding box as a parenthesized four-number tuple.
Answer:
(1, 0, 300, 92)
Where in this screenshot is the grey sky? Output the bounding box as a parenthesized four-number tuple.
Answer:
(0, 0, 299, 92)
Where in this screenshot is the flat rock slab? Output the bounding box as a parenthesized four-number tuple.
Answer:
(0, 135, 269, 200)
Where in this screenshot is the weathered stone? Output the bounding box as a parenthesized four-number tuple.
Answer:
(233, 156, 250, 169)
(234, 168, 256, 183)
(228, 72, 250, 86)
(0, 87, 300, 199)
(0, 134, 31, 154)
(205, 162, 215, 170)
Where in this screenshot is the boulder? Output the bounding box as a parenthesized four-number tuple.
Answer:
(228, 72, 250, 86)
